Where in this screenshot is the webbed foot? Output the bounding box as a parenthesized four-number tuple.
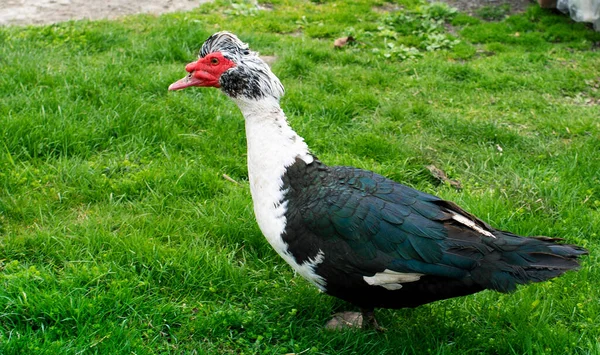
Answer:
(324, 309, 386, 332)
(324, 311, 363, 330)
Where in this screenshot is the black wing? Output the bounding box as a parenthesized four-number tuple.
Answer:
(282, 159, 585, 294)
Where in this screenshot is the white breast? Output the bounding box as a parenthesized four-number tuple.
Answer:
(236, 97, 326, 290)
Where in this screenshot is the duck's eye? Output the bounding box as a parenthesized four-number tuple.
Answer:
(211, 57, 219, 65)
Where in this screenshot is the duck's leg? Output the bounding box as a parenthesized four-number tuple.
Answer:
(361, 308, 386, 332)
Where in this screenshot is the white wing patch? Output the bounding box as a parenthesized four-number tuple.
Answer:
(451, 212, 496, 238)
(363, 270, 424, 291)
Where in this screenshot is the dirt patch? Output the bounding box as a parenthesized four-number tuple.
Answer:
(372, 3, 404, 13)
(1, 0, 537, 28)
(0, 0, 209, 27)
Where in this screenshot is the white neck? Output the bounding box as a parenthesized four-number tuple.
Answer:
(235, 97, 313, 242)
(233, 97, 326, 290)
(235, 97, 314, 187)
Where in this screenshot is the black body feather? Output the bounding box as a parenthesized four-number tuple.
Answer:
(281, 157, 587, 310)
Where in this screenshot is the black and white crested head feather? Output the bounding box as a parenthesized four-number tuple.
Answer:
(200, 31, 253, 62)
(200, 31, 284, 101)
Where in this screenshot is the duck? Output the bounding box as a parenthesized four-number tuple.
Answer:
(168, 31, 587, 330)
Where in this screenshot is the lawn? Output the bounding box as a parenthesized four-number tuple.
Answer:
(1, 0, 599, 354)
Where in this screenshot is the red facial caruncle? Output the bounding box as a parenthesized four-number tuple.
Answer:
(168, 52, 236, 91)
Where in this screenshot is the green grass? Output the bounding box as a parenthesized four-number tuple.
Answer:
(1, 0, 599, 353)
